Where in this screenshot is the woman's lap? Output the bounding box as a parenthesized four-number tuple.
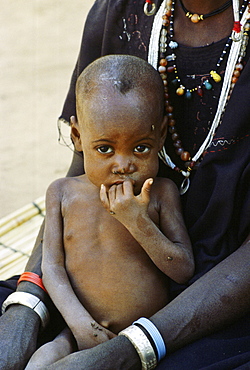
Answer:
(1, 278, 249, 369)
(157, 313, 250, 369)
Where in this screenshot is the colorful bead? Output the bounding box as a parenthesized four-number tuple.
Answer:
(175, 147, 184, 156)
(190, 13, 200, 23)
(173, 139, 182, 148)
(158, 65, 167, 73)
(196, 86, 203, 97)
(167, 66, 175, 73)
(210, 70, 222, 83)
(204, 80, 212, 90)
(156, 0, 250, 184)
(176, 86, 185, 95)
(180, 151, 191, 162)
(159, 58, 168, 66)
(168, 119, 175, 126)
(185, 90, 192, 99)
(171, 132, 179, 140)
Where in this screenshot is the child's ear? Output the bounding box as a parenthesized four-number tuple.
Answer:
(159, 115, 168, 150)
(70, 116, 82, 152)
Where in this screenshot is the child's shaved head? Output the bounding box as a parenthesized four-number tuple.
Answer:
(76, 55, 165, 125)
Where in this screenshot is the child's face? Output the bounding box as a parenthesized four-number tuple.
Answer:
(73, 89, 166, 195)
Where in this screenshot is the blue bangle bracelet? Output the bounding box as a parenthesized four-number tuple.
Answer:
(133, 317, 167, 361)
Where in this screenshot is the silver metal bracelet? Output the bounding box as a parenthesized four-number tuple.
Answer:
(2, 291, 50, 330)
(119, 325, 157, 370)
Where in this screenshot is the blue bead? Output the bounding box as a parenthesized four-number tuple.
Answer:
(171, 79, 179, 86)
(185, 90, 192, 99)
(204, 80, 212, 90)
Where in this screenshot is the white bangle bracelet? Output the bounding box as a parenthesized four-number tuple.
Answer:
(119, 325, 157, 370)
(2, 292, 50, 330)
(133, 317, 167, 361)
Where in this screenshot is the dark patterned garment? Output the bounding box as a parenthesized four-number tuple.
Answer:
(57, 3, 250, 367)
(60, 0, 250, 284)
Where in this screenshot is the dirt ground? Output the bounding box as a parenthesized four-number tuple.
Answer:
(0, 0, 95, 218)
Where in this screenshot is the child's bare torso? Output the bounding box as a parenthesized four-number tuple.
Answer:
(61, 176, 169, 334)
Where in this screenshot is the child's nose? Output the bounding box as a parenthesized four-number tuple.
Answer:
(112, 156, 136, 174)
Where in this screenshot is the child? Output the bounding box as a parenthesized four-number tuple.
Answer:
(26, 54, 194, 368)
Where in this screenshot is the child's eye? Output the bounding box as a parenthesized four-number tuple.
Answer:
(97, 146, 113, 154)
(134, 145, 150, 153)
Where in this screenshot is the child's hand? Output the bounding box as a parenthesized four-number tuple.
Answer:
(72, 319, 116, 351)
(100, 178, 153, 226)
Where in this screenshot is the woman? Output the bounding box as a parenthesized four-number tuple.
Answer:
(1, 1, 249, 368)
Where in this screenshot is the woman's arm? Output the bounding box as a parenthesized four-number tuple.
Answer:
(0, 226, 45, 370)
(47, 235, 250, 369)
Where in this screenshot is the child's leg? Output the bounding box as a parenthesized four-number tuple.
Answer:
(25, 327, 77, 369)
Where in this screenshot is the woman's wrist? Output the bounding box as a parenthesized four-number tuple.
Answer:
(17, 275, 49, 303)
(133, 317, 167, 361)
(17, 272, 47, 293)
(118, 318, 167, 369)
(2, 291, 49, 330)
(1, 271, 51, 330)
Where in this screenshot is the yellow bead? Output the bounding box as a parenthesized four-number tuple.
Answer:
(210, 70, 221, 83)
(176, 87, 185, 96)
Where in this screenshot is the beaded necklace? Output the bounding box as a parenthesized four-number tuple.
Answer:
(166, 0, 248, 99)
(179, 0, 232, 24)
(166, 2, 231, 99)
(148, 0, 250, 194)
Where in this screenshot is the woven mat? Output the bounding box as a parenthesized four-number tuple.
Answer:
(0, 197, 45, 280)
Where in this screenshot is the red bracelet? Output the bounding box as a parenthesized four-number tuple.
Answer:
(18, 272, 48, 293)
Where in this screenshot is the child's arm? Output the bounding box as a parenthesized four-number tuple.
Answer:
(100, 178, 194, 284)
(42, 179, 115, 350)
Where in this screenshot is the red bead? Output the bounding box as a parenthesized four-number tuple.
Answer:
(168, 119, 175, 127)
(196, 86, 203, 97)
(167, 66, 175, 73)
(232, 76, 238, 84)
(160, 58, 168, 66)
(166, 105, 173, 113)
(180, 151, 191, 161)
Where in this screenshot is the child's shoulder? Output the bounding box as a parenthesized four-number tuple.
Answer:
(153, 177, 179, 192)
(46, 175, 87, 198)
(152, 177, 180, 202)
